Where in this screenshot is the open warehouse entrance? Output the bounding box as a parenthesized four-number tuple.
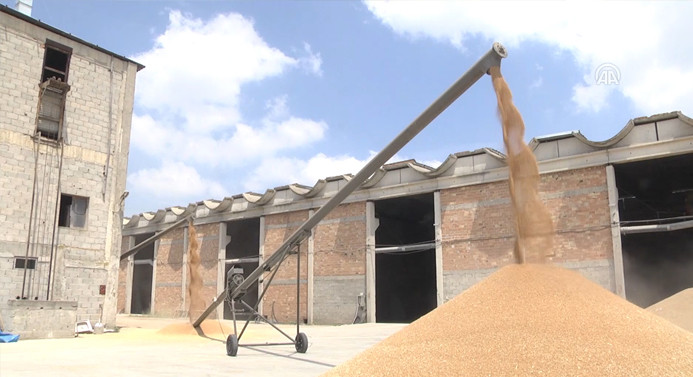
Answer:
(375, 193, 437, 323)
(131, 233, 155, 314)
(615, 153, 693, 307)
(223, 218, 261, 320)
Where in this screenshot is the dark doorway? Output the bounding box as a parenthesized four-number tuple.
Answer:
(615, 154, 693, 222)
(622, 229, 693, 307)
(223, 218, 261, 320)
(131, 233, 154, 314)
(375, 193, 437, 323)
(615, 153, 693, 307)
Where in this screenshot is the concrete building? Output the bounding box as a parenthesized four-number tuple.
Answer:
(0, 5, 142, 337)
(120, 109, 693, 325)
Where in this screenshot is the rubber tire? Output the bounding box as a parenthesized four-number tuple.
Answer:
(226, 334, 239, 357)
(295, 332, 308, 353)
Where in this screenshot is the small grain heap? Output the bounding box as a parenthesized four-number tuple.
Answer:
(647, 288, 693, 333)
(323, 264, 693, 376)
(157, 319, 230, 337)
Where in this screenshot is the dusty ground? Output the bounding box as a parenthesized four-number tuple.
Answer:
(0, 315, 404, 377)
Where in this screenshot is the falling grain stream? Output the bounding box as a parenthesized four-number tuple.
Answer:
(157, 220, 232, 336)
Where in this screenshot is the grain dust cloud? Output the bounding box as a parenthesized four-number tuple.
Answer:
(489, 66, 554, 263)
(187, 219, 205, 323)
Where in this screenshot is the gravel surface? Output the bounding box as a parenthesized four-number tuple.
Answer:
(323, 264, 693, 376)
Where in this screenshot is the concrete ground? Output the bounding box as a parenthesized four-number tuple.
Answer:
(0, 315, 405, 377)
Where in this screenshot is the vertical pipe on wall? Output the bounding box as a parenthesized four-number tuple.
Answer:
(46, 142, 64, 300)
(433, 191, 444, 306)
(102, 56, 114, 200)
(606, 165, 626, 297)
(365, 201, 378, 323)
(307, 209, 315, 325)
(21, 138, 40, 299)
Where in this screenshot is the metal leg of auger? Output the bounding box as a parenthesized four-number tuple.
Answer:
(231, 298, 238, 336)
(227, 292, 240, 356)
(238, 300, 295, 344)
(237, 259, 282, 341)
(296, 243, 301, 337)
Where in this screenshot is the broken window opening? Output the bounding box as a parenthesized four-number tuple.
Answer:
(58, 194, 88, 228)
(14, 257, 37, 270)
(41, 40, 71, 83)
(37, 40, 71, 141)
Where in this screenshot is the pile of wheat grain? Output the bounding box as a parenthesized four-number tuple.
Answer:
(323, 264, 693, 376)
(157, 320, 231, 337)
(648, 288, 693, 333)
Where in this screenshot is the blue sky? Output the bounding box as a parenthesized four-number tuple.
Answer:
(6, 1, 692, 217)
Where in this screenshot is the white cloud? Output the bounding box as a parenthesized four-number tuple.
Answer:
(132, 11, 298, 133)
(127, 161, 226, 204)
(244, 153, 370, 192)
(128, 10, 329, 167)
(125, 10, 331, 214)
(299, 42, 323, 77)
(365, 1, 693, 115)
(419, 159, 443, 169)
(572, 81, 613, 113)
(529, 77, 543, 90)
(130, 112, 327, 167)
(243, 151, 428, 192)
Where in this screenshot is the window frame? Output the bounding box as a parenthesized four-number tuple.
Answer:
(58, 194, 89, 229)
(36, 40, 72, 141)
(41, 39, 72, 83)
(14, 257, 37, 270)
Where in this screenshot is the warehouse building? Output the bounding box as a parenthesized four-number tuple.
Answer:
(0, 4, 142, 337)
(120, 111, 693, 325)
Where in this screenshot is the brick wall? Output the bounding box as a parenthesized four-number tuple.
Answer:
(440, 166, 613, 299)
(262, 210, 309, 323)
(153, 228, 185, 317)
(313, 202, 366, 324)
(190, 223, 220, 319)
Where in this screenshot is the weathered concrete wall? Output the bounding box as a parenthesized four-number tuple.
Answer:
(3, 300, 77, 339)
(0, 9, 139, 330)
(313, 202, 366, 324)
(117, 237, 131, 314)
